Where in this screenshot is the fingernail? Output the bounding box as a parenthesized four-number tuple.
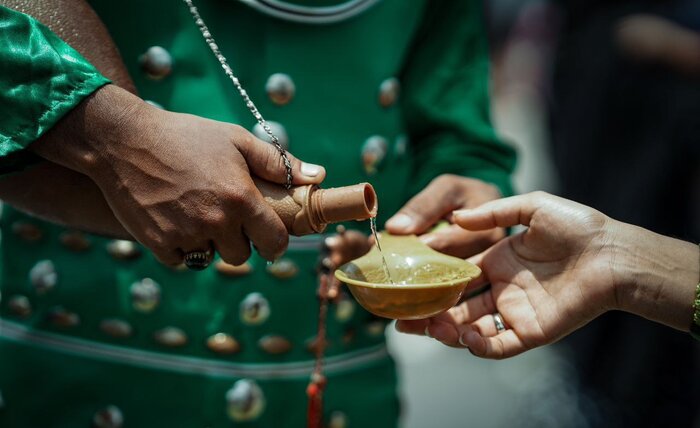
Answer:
(301, 162, 322, 177)
(467, 330, 480, 344)
(386, 214, 413, 230)
(424, 326, 432, 338)
(419, 234, 436, 245)
(458, 333, 469, 348)
(453, 209, 471, 219)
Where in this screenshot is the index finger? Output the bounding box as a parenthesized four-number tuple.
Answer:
(237, 180, 290, 261)
(385, 177, 464, 235)
(453, 192, 543, 231)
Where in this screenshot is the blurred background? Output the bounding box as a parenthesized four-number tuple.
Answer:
(389, 0, 700, 427)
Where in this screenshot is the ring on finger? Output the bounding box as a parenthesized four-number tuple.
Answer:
(492, 312, 506, 333)
(184, 248, 213, 271)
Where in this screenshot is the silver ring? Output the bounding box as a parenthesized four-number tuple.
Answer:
(493, 313, 506, 333)
(184, 249, 212, 271)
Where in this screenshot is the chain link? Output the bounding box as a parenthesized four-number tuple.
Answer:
(183, 0, 293, 189)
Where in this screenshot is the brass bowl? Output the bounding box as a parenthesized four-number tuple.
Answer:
(334, 234, 481, 320)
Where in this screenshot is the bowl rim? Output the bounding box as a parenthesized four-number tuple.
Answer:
(333, 267, 479, 290)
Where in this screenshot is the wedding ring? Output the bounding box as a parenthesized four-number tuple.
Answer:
(184, 249, 213, 271)
(493, 312, 506, 333)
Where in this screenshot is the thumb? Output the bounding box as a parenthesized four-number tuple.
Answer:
(235, 129, 326, 185)
(385, 177, 463, 234)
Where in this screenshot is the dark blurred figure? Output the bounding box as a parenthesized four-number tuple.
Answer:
(549, 0, 700, 427)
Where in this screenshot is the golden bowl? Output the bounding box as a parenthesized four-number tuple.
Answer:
(334, 234, 481, 320)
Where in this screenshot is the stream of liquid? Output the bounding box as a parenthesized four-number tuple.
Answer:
(369, 217, 395, 284)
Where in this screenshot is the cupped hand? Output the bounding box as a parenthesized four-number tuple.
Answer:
(75, 86, 326, 265)
(385, 174, 504, 258)
(396, 192, 621, 359)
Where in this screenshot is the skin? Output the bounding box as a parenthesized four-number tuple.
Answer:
(0, 0, 326, 265)
(396, 192, 700, 360)
(385, 174, 505, 257)
(616, 14, 700, 76)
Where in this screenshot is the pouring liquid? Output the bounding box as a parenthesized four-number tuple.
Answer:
(369, 217, 395, 284)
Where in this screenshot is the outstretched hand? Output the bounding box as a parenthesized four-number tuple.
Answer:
(396, 192, 621, 359)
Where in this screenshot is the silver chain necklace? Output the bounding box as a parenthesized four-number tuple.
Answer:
(183, 0, 293, 189)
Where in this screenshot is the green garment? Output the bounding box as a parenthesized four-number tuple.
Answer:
(0, 6, 110, 174)
(0, 1, 515, 427)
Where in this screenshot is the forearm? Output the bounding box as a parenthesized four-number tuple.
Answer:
(11, 0, 139, 173)
(0, 0, 141, 233)
(2, 0, 135, 92)
(0, 162, 131, 238)
(613, 220, 699, 330)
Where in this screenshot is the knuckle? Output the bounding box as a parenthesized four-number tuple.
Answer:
(233, 126, 257, 149)
(431, 174, 455, 187)
(531, 190, 548, 201)
(222, 184, 250, 207)
(229, 124, 248, 140)
(202, 209, 227, 229)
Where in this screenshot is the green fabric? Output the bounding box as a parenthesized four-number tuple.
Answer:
(400, 0, 516, 198)
(0, 6, 110, 174)
(0, 0, 515, 426)
(0, 336, 399, 427)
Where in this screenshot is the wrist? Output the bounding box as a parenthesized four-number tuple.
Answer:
(31, 84, 147, 177)
(612, 220, 699, 330)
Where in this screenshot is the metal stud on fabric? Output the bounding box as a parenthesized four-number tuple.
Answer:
(92, 405, 124, 428)
(328, 411, 349, 428)
(334, 296, 355, 323)
(239, 292, 271, 326)
(378, 77, 400, 108)
(215, 260, 253, 277)
(265, 258, 298, 279)
(154, 326, 188, 347)
(226, 379, 266, 422)
(130, 278, 161, 313)
(361, 136, 388, 175)
(258, 335, 292, 355)
(29, 260, 57, 295)
(139, 46, 172, 79)
(206, 333, 241, 355)
(59, 230, 91, 252)
(265, 73, 295, 105)
(100, 319, 133, 339)
(11, 221, 42, 242)
(7, 295, 31, 318)
(106, 240, 142, 261)
(47, 306, 80, 328)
